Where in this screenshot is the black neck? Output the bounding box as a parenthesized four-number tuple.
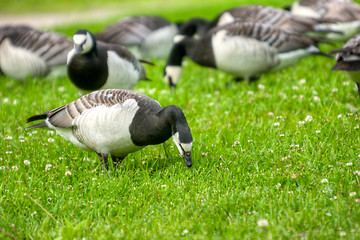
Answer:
(130, 105, 192, 146)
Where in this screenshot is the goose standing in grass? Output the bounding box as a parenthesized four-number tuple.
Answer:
(164, 21, 324, 88)
(26, 89, 193, 170)
(330, 34, 360, 96)
(177, 5, 335, 39)
(0, 25, 72, 81)
(67, 29, 149, 94)
(290, 0, 360, 41)
(95, 16, 179, 59)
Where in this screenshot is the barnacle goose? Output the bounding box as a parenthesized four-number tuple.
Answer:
(0, 25, 72, 81)
(164, 21, 324, 88)
(67, 29, 149, 94)
(95, 16, 179, 59)
(26, 89, 193, 170)
(330, 34, 360, 96)
(290, 0, 360, 41)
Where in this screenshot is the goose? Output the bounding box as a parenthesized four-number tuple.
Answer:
(164, 21, 324, 88)
(95, 16, 179, 59)
(67, 29, 149, 94)
(26, 89, 193, 170)
(330, 34, 360, 96)
(0, 25, 73, 81)
(177, 5, 334, 39)
(290, 0, 360, 41)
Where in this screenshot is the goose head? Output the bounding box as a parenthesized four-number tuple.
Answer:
(67, 29, 96, 64)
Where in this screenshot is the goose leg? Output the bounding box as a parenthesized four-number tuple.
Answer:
(97, 153, 110, 171)
(112, 155, 125, 169)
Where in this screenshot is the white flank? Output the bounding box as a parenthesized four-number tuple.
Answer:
(316, 21, 360, 42)
(140, 24, 178, 59)
(212, 30, 279, 80)
(49, 99, 143, 156)
(163, 65, 182, 86)
(217, 12, 235, 26)
(102, 51, 140, 89)
(273, 45, 317, 71)
(0, 38, 49, 81)
(172, 132, 193, 155)
(291, 2, 323, 18)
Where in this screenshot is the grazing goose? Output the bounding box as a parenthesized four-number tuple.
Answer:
(177, 5, 334, 39)
(26, 89, 193, 170)
(290, 0, 360, 41)
(164, 21, 323, 87)
(0, 25, 72, 81)
(67, 29, 148, 94)
(330, 34, 360, 96)
(95, 16, 179, 59)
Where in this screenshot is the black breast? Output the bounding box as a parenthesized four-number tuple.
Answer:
(129, 96, 172, 146)
(67, 50, 109, 91)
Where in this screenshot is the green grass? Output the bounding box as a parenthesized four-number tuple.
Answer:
(1, 0, 360, 239)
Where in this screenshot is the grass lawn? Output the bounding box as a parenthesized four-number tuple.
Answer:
(1, 0, 360, 239)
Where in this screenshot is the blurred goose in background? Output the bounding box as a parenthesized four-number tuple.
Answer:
(27, 89, 193, 170)
(330, 34, 360, 96)
(290, 0, 360, 41)
(164, 21, 325, 88)
(0, 25, 72, 81)
(67, 29, 149, 94)
(177, 5, 336, 39)
(95, 16, 179, 59)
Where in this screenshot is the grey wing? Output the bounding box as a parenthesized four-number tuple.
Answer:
(95, 16, 171, 46)
(1, 25, 73, 66)
(47, 89, 145, 128)
(217, 21, 315, 52)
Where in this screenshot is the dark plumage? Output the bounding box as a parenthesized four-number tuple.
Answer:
(27, 89, 193, 170)
(67, 29, 148, 93)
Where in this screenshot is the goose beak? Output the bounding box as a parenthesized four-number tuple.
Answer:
(183, 153, 192, 167)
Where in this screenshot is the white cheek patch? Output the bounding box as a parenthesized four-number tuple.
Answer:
(164, 66, 182, 85)
(73, 34, 87, 45)
(172, 132, 192, 155)
(173, 34, 185, 44)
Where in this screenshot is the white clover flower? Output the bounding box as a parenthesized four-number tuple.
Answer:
(24, 160, 30, 165)
(273, 122, 280, 126)
(4, 136, 13, 140)
(0, 166, 5, 170)
(276, 183, 281, 189)
(349, 192, 356, 197)
(338, 114, 342, 119)
(247, 91, 254, 95)
(332, 88, 338, 93)
(340, 232, 346, 237)
(305, 115, 313, 122)
(292, 86, 299, 90)
(258, 84, 265, 89)
(47, 198, 52, 202)
(316, 130, 321, 134)
(346, 162, 353, 166)
(182, 229, 189, 235)
(45, 164, 52, 171)
(299, 79, 306, 85)
(279, 134, 285, 137)
(58, 86, 65, 92)
(298, 121, 305, 126)
(320, 179, 329, 183)
(31, 211, 37, 216)
(12, 166, 18, 172)
(92, 178, 96, 181)
(161, 185, 167, 188)
(313, 96, 320, 102)
(342, 81, 350, 86)
(268, 112, 274, 117)
(65, 171, 72, 176)
(257, 219, 269, 227)
(48, 138, 55, 143)
(3, 98, 9, 103)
